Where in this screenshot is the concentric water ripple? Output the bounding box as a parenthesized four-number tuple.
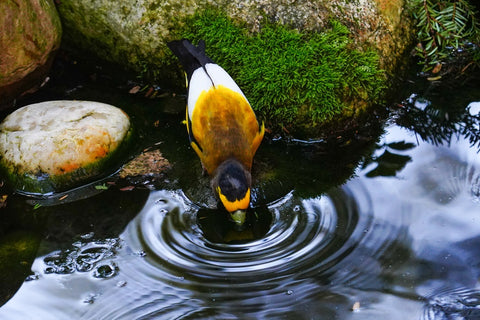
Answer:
(129, 187, 360, 286)
(79, 179, 410, 319)
(0, 180, 411, 320)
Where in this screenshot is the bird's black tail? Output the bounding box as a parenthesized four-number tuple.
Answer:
(167, 39, 214, 83)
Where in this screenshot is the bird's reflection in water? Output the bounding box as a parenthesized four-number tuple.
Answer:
(196, 206, 272, 244)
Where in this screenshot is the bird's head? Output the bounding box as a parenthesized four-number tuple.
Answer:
(211, 159, 252, 225)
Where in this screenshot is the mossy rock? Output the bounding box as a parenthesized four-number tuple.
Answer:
(0, 0, 62, 105)
(179, 12, 387, 136)
(55, 0, 414, 137)
(0, 101, 133, 194)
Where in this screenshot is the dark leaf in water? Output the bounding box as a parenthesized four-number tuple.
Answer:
(366, 150, 412, 177)
(387, 141, 416, 151)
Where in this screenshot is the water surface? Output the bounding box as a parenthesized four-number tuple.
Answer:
(0, 58, 480, 319)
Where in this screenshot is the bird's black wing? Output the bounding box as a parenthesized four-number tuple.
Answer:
(167, 39, 214, 85)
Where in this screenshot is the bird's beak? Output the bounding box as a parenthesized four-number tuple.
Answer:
(230, 209, 247, 225)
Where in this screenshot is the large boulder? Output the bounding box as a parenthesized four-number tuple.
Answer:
(55, 0, 411, 74)
(0, 101, 132, 194)
(55, 0, 414, 136)
(0, 0, 62, 106)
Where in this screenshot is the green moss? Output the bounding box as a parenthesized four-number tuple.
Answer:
(179, 10, 386, 131)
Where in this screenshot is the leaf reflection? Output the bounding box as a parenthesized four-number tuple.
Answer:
(363, 142, 414, 177)
(365, 149, 412, 177)
(394, 95, 480, 151)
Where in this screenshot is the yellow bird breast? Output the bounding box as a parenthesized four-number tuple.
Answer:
(190, 85, 263, 175)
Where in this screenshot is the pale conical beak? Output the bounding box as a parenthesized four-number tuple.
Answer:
(230, 210, 247, 225)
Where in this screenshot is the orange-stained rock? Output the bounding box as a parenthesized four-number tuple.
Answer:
(0, 101, 131, 193)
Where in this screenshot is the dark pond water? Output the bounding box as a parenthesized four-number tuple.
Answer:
(0, 55, 480, 319)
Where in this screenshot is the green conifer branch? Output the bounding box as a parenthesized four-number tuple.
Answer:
(411, 0, 480, 73)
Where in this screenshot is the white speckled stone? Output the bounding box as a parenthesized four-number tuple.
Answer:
(0, 100, 130, 192)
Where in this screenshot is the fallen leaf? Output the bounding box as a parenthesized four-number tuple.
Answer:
(432, 63, 442, 74)
(427, 76, 442, 81)
(129, 86, 141, 94)
(144, 87, 154, 98)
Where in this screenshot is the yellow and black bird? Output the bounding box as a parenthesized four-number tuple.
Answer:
(168, 39, 264, 224)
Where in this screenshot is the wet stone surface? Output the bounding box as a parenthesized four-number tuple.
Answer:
(0, 100, 131, 193)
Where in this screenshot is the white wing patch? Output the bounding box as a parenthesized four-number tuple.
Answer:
(187, 63, 248, 119)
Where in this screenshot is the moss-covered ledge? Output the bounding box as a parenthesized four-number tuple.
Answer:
(56, 0, 415, 137)
(178, 11, 386, 136)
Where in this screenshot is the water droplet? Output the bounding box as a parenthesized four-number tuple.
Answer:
(72, 241, 82, 248)
(25, 273, 39, 281)
(83, 293, 99, 304)
(136, 250, 147, 257)
(44, 266, 54, 274)
(80, 232, 94, 240)
(93, 263, 119, 279)
(286, 290, 294, 295)
(42, 238, 121, 275)
(116, 280, 127, 287)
